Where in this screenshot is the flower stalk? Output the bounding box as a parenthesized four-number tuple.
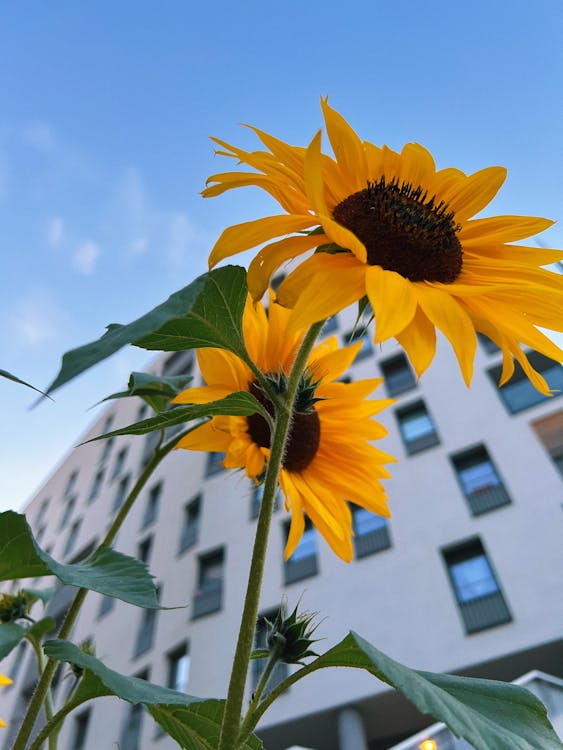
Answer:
(218, 321, 324, 750)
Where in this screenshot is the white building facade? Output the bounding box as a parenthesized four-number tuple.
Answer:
(2, 308, 563, 750)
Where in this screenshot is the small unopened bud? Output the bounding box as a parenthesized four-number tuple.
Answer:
(264, 603, 320, 665)
(0, 592, 32, 623)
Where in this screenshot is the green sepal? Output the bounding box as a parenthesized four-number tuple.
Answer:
(0, 512, 160, 609)
(99, 371, 194, 413)
(83, 392, 269, 442)
(310, 631, 562, 750)
(249, 649, 270, 661)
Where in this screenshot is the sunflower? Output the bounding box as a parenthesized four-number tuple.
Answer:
(204, 99, 563, 394)
(173, 295, 395, 562)
(0, 673, 12, 728)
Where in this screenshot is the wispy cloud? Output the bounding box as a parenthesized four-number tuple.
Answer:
(47, 216, 65, 248)
(72, 240, 100, 275)
(7, 288, 64, 347)
(22, 122, 56, 152)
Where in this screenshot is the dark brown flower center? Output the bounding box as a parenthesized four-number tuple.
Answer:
(332, 178, 462, 283)
(247, 382, 320, 472)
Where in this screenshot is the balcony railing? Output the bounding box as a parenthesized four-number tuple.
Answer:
(192, 584, 223, 618)
(284, 554, 318, 585)
(355, 526, 391, 558)
(459, 591, 512, 634)
(467, 484, 511, 515)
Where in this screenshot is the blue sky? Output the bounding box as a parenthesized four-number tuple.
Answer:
(1, 0, 562, 511)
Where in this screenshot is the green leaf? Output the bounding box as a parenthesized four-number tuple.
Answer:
(0, 622, 26, 659)
(0, 368, 50, 397)
(44, 640, 264, 749)
(313, 632, 562, 750)
(27, 617, 56, 642)
(85, 392, 268, 441)
(0, 512, 160, 609)
(21, 586, 57, 608)
(134, 266, 248, 359)
(99, 371, 193, 413)
(149, 702, 264, 750)
(42, 272, 208, 397)
(249, 649, 270, 661)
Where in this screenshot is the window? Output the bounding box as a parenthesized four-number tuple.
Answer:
(101, 414, 114, 435)
(206, 451, 226, 477)
(396, 401, 440, 454)
(352, 507, 391, 558)
(138, 535, 153, 565)
(284, 518, 318, 585)
(322, 315, 338, 335)
(88, 469, 105, 503)
(133, 591, 159, 657)
(250, 483, 281, 520)
(162, 350, 194, 377)
(271, 272, 286, 291)
(345, 326, 373, 361)
(488, 351, 563, 414)
(59, 496, 76, 530)
(120, 670, 149, 750)
(71, 709, 90, 750)
(142, 483, 162, 529)
(63, 519, 82, 558)
(380, 353, 416, 397)
(140, 430, 160, 468)
(192, 548, 224, 619)
(35, 525, 46, 543)
(99, 436, 115, 465)
(167, 642, 190, 693)
(113, 475, 130, 512)
(98, 594, 115, 619)
(451, 445, 511, 515)
(477, 333, 500, 355)
(137, 403, 148, 422)
(64, 470, 79, 499)
(35, 498, 49, 526)
(532, 410, 563, 477)
(111, 447, 129, 481)
(443, 539, 512, 634)
(252, 611, 289, 693)
(179, 495, 201, 553)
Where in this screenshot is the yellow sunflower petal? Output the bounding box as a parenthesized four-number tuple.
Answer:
(414, 284, 476, 386)
(175, 420, 232, 452)
(310, 342, 363, 383)
(366, 266, 418, 342)
(277, 251, 363, 308)
(209, 214, 314, 268)
(442, 166, 506, 222)
(288, 265, 367, 333)
(197, 348, 250, 391)
(0, 675, 11, 686)
(395, 306, 437, 379)
(172, 385, 233, 405)
(321, 97, 368, 191)
(460, 215, 554, 243)
(247, 233, 325, 302)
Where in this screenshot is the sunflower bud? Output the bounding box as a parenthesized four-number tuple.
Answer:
(264, 603, 319, 666)
(0, 591, 32, 623)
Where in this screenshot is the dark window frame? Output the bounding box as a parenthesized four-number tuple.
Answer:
(450, 444, 511, 516)
(283, 518, 319, 585)
(178, 494, 201, 554)
(395, 400, 440, 455)
(380, 353, 417, 397)
(488, 351, 563, 414)
(192, 547, 225, 619)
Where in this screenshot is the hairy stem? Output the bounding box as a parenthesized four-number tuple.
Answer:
(218, 321, 324, 750)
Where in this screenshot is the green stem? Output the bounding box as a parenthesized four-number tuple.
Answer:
(26, 695, 90, 750)
(218, 321, 324, 750)
(245, 654, 278, 723)
(26, 634, 56, 750)
(12, 424, 198, 750)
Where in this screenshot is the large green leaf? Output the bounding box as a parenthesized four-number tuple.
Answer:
(0, 368, 49, 397)
(0, 617, 55, 660)
(313, 632, 561, 750)
(44, 641, 263, 749)
(135, 265, 248, 358)
(42, 271, 208, 397)
(0, 512, 160, 609)
(0, 623, 26, 659)
(99, 371, 193, 413)
(149, 702, 264, 750)
(85, 392, 268, 441)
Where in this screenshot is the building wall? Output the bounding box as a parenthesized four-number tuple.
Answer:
(2, 309, 562, 750)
